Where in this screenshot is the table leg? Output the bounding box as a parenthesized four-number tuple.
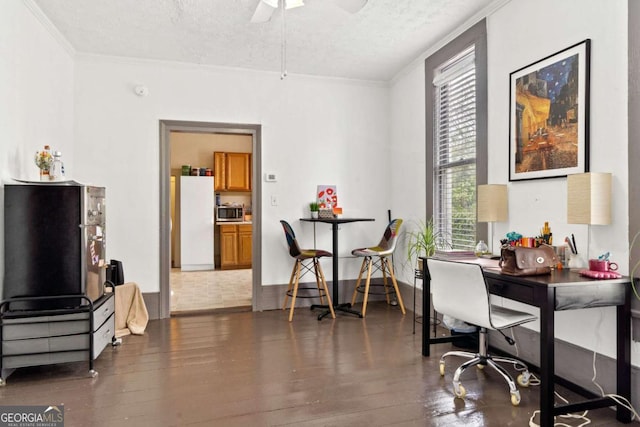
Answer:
(539, 287, 555, 427)
(616, 284, 632, 422)
(422, 261, 431, 356)
(315, 223, 362, 319)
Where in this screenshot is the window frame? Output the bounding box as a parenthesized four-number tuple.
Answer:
(425, 19, 488, 247)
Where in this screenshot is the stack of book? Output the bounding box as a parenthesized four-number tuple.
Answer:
(434, 249, 477, 260)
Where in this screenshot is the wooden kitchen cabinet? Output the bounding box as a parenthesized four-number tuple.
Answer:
(214, 152, 251, 192)
(220, 224, 252, 269)
(238, 224, 252, 266)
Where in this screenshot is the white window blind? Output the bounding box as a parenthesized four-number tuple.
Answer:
(433, 46, 477, 250)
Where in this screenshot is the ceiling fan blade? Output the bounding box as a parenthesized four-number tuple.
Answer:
(329, 0, 368, 14)
(250, 0, 278, 23)
(285, 0, 305, 9)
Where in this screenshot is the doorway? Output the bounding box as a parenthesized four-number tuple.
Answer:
(159, 120, 262, 319)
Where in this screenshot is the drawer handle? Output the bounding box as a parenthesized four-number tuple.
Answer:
(103, 307, 109, 314)
(103, 329, 111, 338)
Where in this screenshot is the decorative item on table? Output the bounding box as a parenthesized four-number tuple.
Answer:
(199, 167, 207, 176)
(190, 167, 199, 176)
(181, 165, 191, 176)
(588, 258, 618, 272)
(539, 221, 552, 245)
(553, 245, 567, 269)
(49, 151, 65, 181)
(332, 207, 343, 218)
(309, 201, 319, 219)
(318, 207, 333, 219)
(317, 185, 337, 209)
(580, 251, 621, 278)
(474, 240, 490, 257)
(503, 231, 523, 247)
(317, 185, 337, 218)
(34, 145, 53, 181)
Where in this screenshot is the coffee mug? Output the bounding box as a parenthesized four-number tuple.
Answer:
(588, 259, 618, 272)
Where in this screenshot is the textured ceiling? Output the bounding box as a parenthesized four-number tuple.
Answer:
(33, 0, 496, 81)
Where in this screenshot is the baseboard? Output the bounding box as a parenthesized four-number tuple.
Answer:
(142, 291, 160, 320)
(260, 278, 414, 311)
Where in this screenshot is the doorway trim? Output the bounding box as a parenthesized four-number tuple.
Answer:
(159, 120, 262, 319)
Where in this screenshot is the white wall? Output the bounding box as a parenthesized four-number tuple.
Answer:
(390, 0, 635, 365)
(0, 2, 75, 182)
(0, 1, 75, 292)
(72, 56, 390, 293)
(389, 64, 427, 281)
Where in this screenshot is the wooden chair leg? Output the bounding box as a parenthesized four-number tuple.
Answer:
(313, 259, 326, 305)
(361, 257, 373, 317)
(351, 258, 368, 306)
(316, 261, 335, 319)
(380, 257, 391, 304)
(386, 259, 406, 315)
(289, 260, 302, 322)
(283, 261, 298, 310)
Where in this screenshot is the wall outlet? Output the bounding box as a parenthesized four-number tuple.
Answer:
(265, 172, 277, 182)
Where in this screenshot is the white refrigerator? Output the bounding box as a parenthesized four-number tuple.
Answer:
(180, 176, 215, 271)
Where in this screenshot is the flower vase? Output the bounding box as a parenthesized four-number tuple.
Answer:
(311, 211, 318, 219)
(39, 169, 50, 181)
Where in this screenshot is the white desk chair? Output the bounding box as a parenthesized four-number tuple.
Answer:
(426, 258, 537, 406)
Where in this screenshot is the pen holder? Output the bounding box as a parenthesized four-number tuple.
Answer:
(567, 254, 585, 269)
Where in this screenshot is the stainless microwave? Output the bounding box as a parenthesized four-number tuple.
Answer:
(217, 206, 244, 222)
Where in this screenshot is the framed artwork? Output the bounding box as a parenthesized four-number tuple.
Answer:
(509, 39, 590, 181)
(317, 185, 337, 208)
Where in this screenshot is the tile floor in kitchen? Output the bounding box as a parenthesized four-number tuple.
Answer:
(170, 268, 252, 313)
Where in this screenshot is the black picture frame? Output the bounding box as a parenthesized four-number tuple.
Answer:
(509, 39, 590, 181)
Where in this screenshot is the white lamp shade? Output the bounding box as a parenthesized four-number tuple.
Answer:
(477, 184, 508, 222)
(567, 173, 612, 225)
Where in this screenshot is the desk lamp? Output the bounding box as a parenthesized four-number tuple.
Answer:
(567, 172, 612, 262)
(477, 184, 508, 255)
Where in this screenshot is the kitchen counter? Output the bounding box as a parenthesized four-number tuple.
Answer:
(216, 221, 252, 226)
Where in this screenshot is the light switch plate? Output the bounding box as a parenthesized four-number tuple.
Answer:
(265, 172, 277, 182)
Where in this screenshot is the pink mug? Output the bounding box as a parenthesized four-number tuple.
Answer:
(588, 259, 618, 272)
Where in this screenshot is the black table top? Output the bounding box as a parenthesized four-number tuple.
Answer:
(300, 217, 375, 224)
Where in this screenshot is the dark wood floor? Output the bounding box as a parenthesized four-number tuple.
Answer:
(0, 303, 628, 426)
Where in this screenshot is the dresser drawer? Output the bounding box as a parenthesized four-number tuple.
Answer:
(2, 318, 89, 340)
(93, 294, 114, 329)
(2, 333, 88, 355)
(92, 313, 115, 359)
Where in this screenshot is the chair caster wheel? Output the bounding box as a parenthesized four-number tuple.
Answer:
(453, 384, 466, 399)
(439, 362, 445, 376)
(476, 364, 485, 370)
(517, 372, 530, 387)
(510, 391, 521, 406)
(88, 369, 99, 378)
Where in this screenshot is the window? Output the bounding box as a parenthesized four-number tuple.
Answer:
(432, 46, 477, 250)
